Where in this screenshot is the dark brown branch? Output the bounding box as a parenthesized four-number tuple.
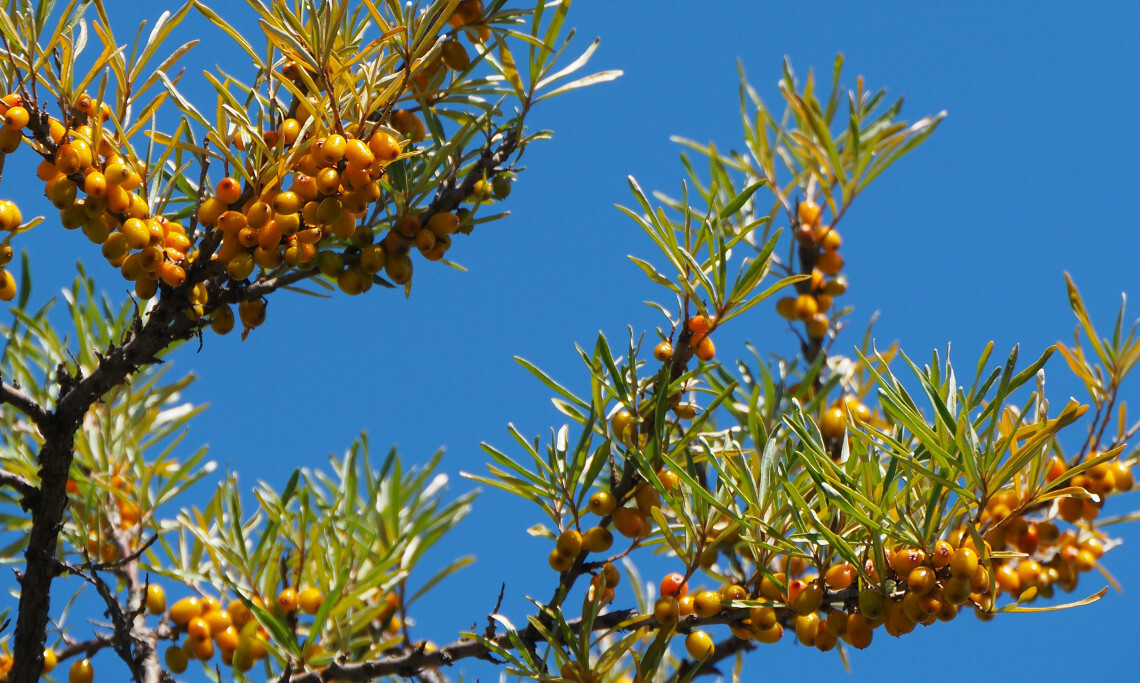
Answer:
(0, 467, 38, 504)
(10, 296, 199, 683)
(0, 379, 51, 428)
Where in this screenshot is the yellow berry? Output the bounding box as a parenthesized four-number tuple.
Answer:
(146, 584, 167, 615)
(169, 596, 204, 626)
(685, 630, 715, 659)
(69, 658, 94, 683)
(299, 587, 324, 614)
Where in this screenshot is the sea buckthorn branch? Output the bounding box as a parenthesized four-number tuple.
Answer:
(0, 379, 51, 429)
(0, 465, 37, 501)
(11, 288, 202, 681)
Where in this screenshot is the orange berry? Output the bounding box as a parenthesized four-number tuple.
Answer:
(277, 586, 300, 613)
(610, 409, 636, 444)
(949, 546, 978, 579)
(792, 293, 818, 321)
(660, 572, 688, 599)
(824, 563, 856, 590)
(685, 314, 714, 336)
(1111, 460, 1134, 491)
(299, 587, 325, 614)
(798, 200, 822, 226)
(369, 130, 401, 162)
(889, 547, 925, 577)
(0, 266, 14, 301)
(3, 105, 29, 129)
(427, 211, 460, 237)
(0, 200, 22, 231)
(215, 177, 242, 204)
(693, 335, 715, 361)
(321, 133, 347, 163)
(816, 225, 842, 251)
(816, 250, 844, 275)
(169, 596, 204, 626)
(611, 506, 645, 538)
(159, 261, 186, 287)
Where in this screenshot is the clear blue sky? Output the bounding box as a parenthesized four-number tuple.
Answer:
(6, 1, 1140, 680)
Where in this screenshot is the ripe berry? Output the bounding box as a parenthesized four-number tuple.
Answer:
(0, 268, 16, 302)
(295, 587, 324, 615)
(321, 133, 347, 163)
(685, 314, 714, 337)
(441, 39, 471, 71)
(949, 546, 978, 579)
(69, 658, 94, 683)
(654, 596, 680, 626)
(582, 526, 613, 553)
(556, 529, 584, 557)
(0, 200, 21, 231)
(169, 596, 204, 626)
(369, 130, 401, 162)
(776, 296, 796, 319)
(189, 634, 215, 660)
(688, 337, 715, 362)
(215, 177, 242, 204)
(660, 572, 688, 599)
(792, 293, 817, 321)
(1111, 460, 1134, 491)
(798, 200, 822, 226)
(930, 540, 954, 569)
(824, 563, 856, 590)
(277, 586, 300, 613)
(588, 491, 617, 516)
(238, 298, 267, 329)
(187, 615, 211, 642)
(793, 581, 823, 615)
(345, 138, 375, 168)
(685, 630, 715, 660)
(889, 547, 925, 577)
(210, 304, 235, 335)
(692, 589, 722, 618)
(3, 104, 29, 129)
(819, 406, 846, 440)
(816, 250, 844, 276)
(611, 506, 645, 538)
(907, 566, 937, 595)
(146, 583, 167, 615)
(610, 410, 636, 444)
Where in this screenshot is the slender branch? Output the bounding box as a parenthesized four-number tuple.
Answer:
(0, 467, 37, 503)
(0, 379, 51, 428)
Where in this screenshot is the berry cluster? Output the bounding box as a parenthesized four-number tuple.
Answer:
(639, 453, 1133, 660)
(0, 0, 511, 335)
(158, 584, 344, 671)
(775, 200, 847, 339)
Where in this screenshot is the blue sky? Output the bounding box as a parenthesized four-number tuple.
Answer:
(5, 1, 1140, 680)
